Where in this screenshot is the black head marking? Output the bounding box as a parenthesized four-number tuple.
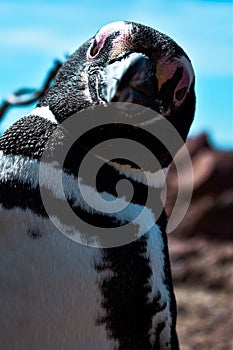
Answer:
(37, 21, 195, 144)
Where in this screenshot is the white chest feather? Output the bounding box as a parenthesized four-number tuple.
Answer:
(0, 207, 118, 350)
(0, 205, 173, 349)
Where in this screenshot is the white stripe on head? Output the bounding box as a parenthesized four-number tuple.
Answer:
(0, 152, 163, 246)
(28, 106, 58, 124)
(0, 152, 155, 232)
(101, 158, 169, 189)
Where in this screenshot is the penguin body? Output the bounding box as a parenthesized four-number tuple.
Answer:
(0, 21, 195, 349)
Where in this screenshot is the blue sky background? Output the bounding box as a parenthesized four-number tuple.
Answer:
(0, 0, 232, 149)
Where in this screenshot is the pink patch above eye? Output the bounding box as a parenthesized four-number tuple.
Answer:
(158, 55, 194, 107)
(87, 32, 108, 60)
(173, 68, 190, 105)
(87, 22, 131, 61)
(173, 57, 194, 106)
(87, 23, 129, 60)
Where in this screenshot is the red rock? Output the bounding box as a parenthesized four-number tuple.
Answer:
(166, 134, 233, 348)
(165, 133, 233, 240)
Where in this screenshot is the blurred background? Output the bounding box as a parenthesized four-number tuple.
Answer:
(0, 0, 232, 148)
(0, 0, 232, 349)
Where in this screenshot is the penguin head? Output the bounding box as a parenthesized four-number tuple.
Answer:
(38, 21, 195, 141)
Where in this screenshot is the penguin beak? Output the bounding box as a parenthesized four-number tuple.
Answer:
(99, 53, 158, 108)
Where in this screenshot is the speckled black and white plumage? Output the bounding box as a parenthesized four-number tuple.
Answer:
(0, 21, 195, 349)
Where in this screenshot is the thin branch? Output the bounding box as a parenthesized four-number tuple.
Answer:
(0, 60, 63, 122)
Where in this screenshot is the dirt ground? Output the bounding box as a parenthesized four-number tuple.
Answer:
(165, 134, 233, 349)
(169, 237, 233, 350)
(175, 285, 232, 350)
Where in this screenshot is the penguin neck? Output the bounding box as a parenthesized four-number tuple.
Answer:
(37, 47, 98, 123)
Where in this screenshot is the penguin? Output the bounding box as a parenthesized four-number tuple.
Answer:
(0, 21, 195, 350)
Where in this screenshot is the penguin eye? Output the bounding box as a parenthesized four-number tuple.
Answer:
(88, 39, 100, 59)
